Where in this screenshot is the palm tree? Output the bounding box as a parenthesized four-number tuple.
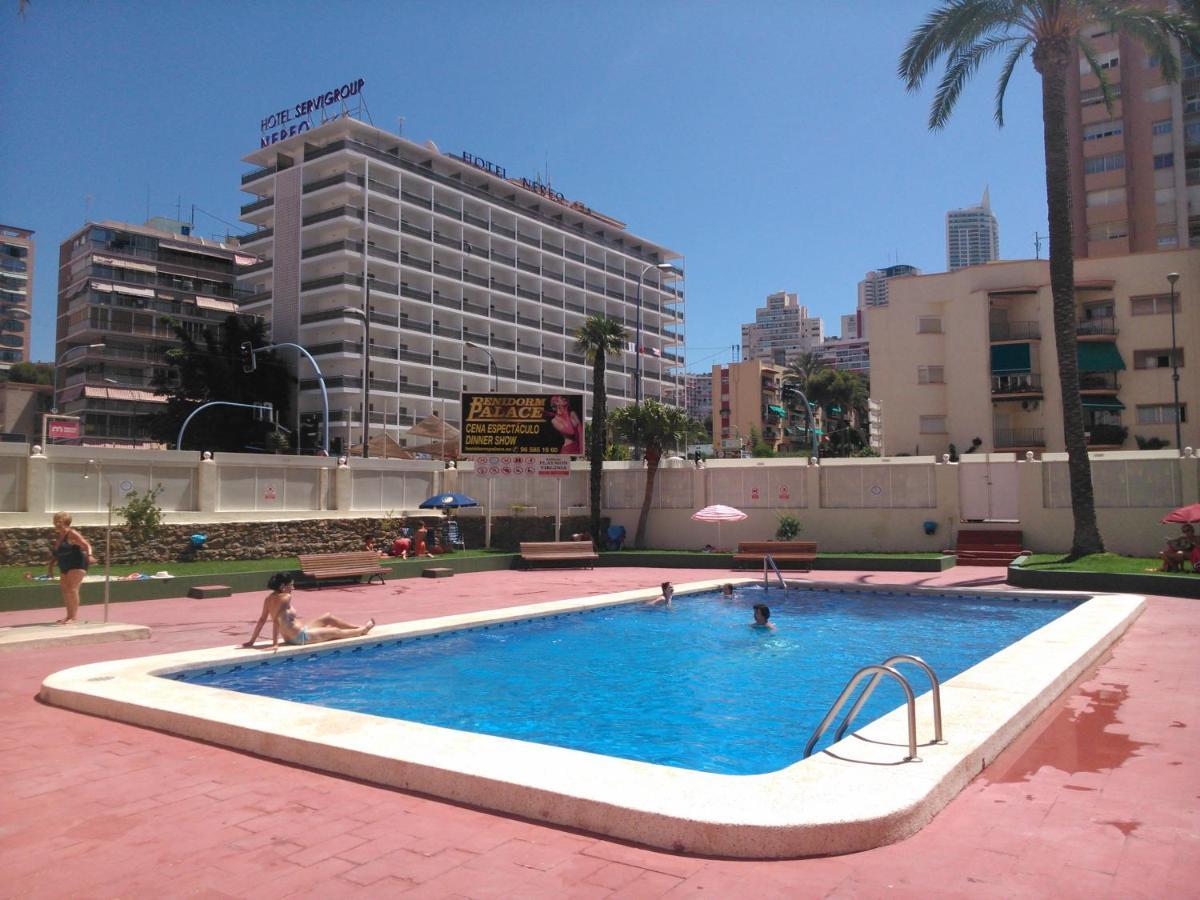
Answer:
(900, 2, 1198, 559)
(784, 351, 829, 393)
(574, 315, 628, 546)
(608, 399, 692, 548)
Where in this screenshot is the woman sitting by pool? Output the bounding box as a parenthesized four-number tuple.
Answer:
(242, 573, 375, 649)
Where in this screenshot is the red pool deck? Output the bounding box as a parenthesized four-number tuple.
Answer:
(2, 567, 1197, 898)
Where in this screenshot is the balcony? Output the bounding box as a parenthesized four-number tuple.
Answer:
(994, 427, 1045, 448)
(1086, 423, 1127, 447)
(992, 372, 1043, 397)
(1079, 372, 1119, 393)
(989, 321, 1040, 341)
(1077, 318, 1118, 339)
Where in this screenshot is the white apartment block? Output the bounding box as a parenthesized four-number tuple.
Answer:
(819, 336, 870, 375)
(740, 291, 823, 366)
(1, 225, 34, 369)
(681, 371, 713, 423)
(858, 265, 920, 310)
(839, 312, 860, 340)
(238, 117, 684, 446)
(867, 250, 1198, 457)
(947, 188, 1000, 271)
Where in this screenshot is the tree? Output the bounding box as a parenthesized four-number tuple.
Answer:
(784, 351, 829, 393)
(608, 399, 692, 549)
(2, 361, 52, 384)
(574, 315, 628, 546)
(900, 1, 1199, 558)
(147, 314, 294, 452)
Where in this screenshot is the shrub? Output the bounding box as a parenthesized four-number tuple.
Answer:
(117, 485, 164, 545)
(776, 513, 803, 540)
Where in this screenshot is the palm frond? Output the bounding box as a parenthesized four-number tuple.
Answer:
(930, 34, 1020, 129)
(1075, 37, 1118, 113)
(993, 36, 1032, 126)
(1082, 0, 1200, 80)
(900, 0, 1018, 89)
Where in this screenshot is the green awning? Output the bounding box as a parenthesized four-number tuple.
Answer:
(1078, 342, 1126, 372)
(1082, 398, 1125, 410)
(991, 342, 1031, 373)
(768, 404, 787, 417)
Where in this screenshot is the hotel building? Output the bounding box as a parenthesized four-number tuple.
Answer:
(1067, 29, 1198, 254)
(55, 220, 252, 445)
(1, 225, 34, 369)
(739, 291, 823, 367)
(947, 188, 1000, 271)
(866, 249, 1198, 456)
(236, 117, 684, 447)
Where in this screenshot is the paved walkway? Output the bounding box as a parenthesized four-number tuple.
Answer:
(2, 567, 1197, 898)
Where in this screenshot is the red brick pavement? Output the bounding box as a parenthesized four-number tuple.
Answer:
(2, 567, 1197, 898)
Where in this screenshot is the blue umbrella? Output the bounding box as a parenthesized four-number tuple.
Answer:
(418, 492, 479, 510)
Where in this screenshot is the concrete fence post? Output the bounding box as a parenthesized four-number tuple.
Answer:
(26, 449, 48, 515)
(197, 455, 218, 513)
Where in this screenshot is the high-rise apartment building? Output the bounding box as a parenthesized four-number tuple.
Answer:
(0, 225, 35, 369)
(1067, 26, 1198, 255)
(858, 264, 920, 310)
(946, 188, 1000, 271)
(681, 371, 712, 424)
(55, 220, 252, 444)
(739, 291, 823, 367)
(237, 117, 684, 447)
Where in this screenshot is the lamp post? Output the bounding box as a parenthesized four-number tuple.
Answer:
(465, 340, 499, 392)
(84, 459, 113, 624)
(1168, 272, 1181, 451)
(52, 343, 105, 414)
(633, 262, 683, 406)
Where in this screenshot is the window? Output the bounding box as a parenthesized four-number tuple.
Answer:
(919, 415, 947, 434)
(1134, 349, 1184, 369)
(917, 366, 944, 384)
(1146, 85, 1173, 103)
(917, 316, 943, 334)
(1137, 404, 1186, 425)
(1087, 221, 1128, 241)
(1154, 153, 1175, 170)
(1083, 119, 1123, 141)
(1130, 293, 1180, 315)
(1084, 152, 1125, 174)
(1185, 93, 1200, 115)
(1081, 85, 1120, 106)
(1086, 187, 1126, 208)
(1185, 121, 1200, 144)
(1152, 119, 1173, 135)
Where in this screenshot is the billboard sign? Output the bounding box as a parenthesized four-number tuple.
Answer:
(460, 393, 585, 456)
(47, 417, 82, 442)
(473, 455, 571, 477)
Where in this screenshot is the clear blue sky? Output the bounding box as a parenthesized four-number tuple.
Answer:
(1, 1, 1050, 372)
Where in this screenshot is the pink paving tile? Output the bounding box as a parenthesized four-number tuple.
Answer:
(3, 569, 1199, 897)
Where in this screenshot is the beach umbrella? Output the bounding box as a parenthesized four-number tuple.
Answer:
(691, 504, 747, 550)
(1161, 503, 1200, 524)
(418, 492, 479, 510)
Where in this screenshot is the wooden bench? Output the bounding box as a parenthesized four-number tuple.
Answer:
(519, 541, 599, 569)
(732, 541, 818, 571)
(297, 552, 389, 586)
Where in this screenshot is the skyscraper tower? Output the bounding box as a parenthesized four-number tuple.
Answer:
(946, 188, 1000, 271)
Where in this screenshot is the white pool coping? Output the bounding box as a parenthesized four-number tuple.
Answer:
(39, 579, 1143, 858)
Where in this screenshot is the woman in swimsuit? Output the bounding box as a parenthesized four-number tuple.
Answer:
(47, 512, 94, 624)
(548, 395, 583, 455)
(242, 573, 375, 649)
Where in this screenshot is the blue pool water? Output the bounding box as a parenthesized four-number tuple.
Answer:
(175, 587, 1077, 775)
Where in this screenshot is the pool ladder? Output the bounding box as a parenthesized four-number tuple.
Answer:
(803, 655, 945, 762)
(762, 555, 787, 591)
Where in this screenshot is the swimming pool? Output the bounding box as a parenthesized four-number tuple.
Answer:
(40, 578, 1144, 858)
(174, 586, 1075, 774)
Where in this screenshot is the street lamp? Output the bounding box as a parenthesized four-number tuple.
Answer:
(465, 340, 499, 392)
(633, 262, 683, 405)
(1168, 272, 1181, 451)
(52, 343, 105, 413)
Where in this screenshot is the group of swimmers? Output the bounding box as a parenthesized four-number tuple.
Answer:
(647, 580, 775, 629)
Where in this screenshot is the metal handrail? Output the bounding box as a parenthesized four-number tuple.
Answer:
(804, 665, 920, 761)
(834, 654, 944, 745)
(762, 554, 786, 591)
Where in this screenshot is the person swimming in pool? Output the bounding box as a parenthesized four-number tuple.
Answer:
(750, 603, 775, 630)
(647, 581, 673, 606)
(720, 583, 735, 597)
(242, 573, 375, 649)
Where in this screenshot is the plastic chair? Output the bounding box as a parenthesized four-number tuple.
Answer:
(606, 525, 626, 551)
(445, 520, 466, 551)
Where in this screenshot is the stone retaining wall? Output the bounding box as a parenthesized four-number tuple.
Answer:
(0, 515, 600, 567)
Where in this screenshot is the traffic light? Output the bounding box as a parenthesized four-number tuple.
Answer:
(239, 341, 256, 373)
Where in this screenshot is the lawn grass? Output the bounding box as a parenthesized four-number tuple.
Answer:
(1017, 552, 1171, 575)
(0, 549, 508, 590)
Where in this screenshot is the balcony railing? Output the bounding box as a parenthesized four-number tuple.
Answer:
(1086, 423, 1127, 446)
(1079, 372, 1119, 391)
(1077, 318, 1118, 337)
(992, 373, 1043, 395)
(989, 321, 1040, 341)
(995, 427, 1045, 448)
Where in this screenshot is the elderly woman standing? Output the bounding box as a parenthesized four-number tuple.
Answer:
(48, 512, 94, 624)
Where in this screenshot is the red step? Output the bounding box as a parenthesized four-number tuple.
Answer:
(955, 529, 1026, 567)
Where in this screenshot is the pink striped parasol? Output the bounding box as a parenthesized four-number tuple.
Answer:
(691, 504, 747, 551)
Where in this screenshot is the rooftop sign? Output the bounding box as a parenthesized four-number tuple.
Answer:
(259, 78, 366, 148)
